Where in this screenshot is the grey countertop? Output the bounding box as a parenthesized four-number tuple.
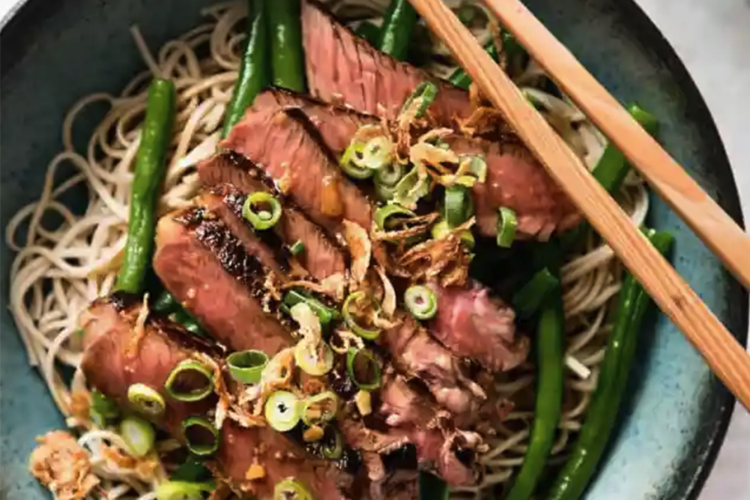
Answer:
(1, 0, 748, 497)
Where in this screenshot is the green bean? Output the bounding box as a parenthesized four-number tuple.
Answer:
(546, 229, 673, 500)
(221, 0, 270, 137)
(505, 271, 564, 500)
(512, 268, 559, 319)
(267, 0, 306, 92)
(449, 33, 526, 89)
(116, 78, 175, 294)
(378, 0, 418, 61)
(356, 21, 380, 45)
(560, 104, 658, 251)
(153, 290, 178, 313)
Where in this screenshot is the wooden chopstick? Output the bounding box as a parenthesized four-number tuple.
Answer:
(482, 0, 750, 292)
(407, 0, 750, 410)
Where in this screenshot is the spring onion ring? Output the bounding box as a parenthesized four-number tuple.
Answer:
(164, 360, 214, 402)
(243, 192, 282, 230)
(342, 292, 381, 340)
(301, 391, 340, 426)
(356, 136, 392, 170)
(91, 389, 120, 420)
(265, 391, 302, 432)
(127, 383, 166, 417)
(346, 347, 382, 390)
(444, 185, 472, 227)
(375, 161, 405, 187)
(431, 219, 475, 249)
(290, 240, 305, 256)
(283, 290, 337, 326)
(156, 481, 214, 500)
(120, 416, 156, 457)
(226, 350, 269, 384)
(340, 141, 374, 179)
(321, 425, 344, 460)
(497, 207, 518, 248)
(404, 285, 438, 320)
(401, 81, 438, 118)
(374, 204, 416, 230)
(274, 479, 314, 500)
(294, 341, 334, 376)
(182, 416, 219, 456)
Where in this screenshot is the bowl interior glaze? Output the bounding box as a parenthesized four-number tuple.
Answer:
(0, 0, 745, 499)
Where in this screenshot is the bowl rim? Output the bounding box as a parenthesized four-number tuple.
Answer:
(0, 0, 745, 498)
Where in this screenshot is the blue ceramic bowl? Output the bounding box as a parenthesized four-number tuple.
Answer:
(0, 0, 746, 499)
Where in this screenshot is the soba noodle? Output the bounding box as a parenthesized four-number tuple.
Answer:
(6, 1, 648, 498)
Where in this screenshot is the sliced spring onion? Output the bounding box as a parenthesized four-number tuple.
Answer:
(120, 416, 155, 457)
(430, 219, 475, 249)
(91, 389, 120, 419)
(171, 454, 212, 482)
(294, 341, 334, 376)
(127, 383, 166, 417)
(375, 182, 398, 203)
(374, 204, 416, 230)
(375, 161, 405, 187)
(400, 81, 439, 119)
(265, 391, 302, 432)
(283, 290, 338, 327)
(342, 292, 381, 340)
(496, 207, 518, 248)
(227, 350, 269, 384)
(243, 192, 282, 230)
(393, 168, 431, 210)
(512, 268, 560, 319)
(164, 360, 214, 402)
(182, 416, 220, 456)
(321, 425, 344, 460)
(301, 391, 340, 426)
(290, 240, 305, 256)
(355, 136, 392, 170)
(462, 155, 487, 183)
(404, 285, 438, 320)
(354, 389, 372, 416)
(274, 479, 314, 500)
(346, 347, 382, 391)
(156, 481, 214, 500)
(340, 141, 374, 179)
(444, 185, 472, 227)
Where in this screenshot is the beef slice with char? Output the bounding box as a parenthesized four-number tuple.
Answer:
(80, 297, 216, 433)
(198, 153, 347, 280)
(154, 209, 291, 353)
(80, 299, 351, 500)
(430, 282, 530, 372)
(221, 107, 372, 234)
(298, 0, 582, 239)
(301, 0, 469, 123)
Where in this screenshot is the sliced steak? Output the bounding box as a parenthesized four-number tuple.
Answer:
(221, 108, 372, 234)
(430, 282, 530, 372)
(301, 0, 469, 122)
(154, 209, 291, 353)
(382, 315, 485, 421)
(198, 153, 347, 280)
(80, 299, 351, 500)
(251, 88, 378, 156)
(80, 296, 217, 432)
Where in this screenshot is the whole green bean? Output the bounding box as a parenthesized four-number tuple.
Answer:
(221, 0, 270, 137)
(560, 104, 658, 251)
(546, 229, 673, 500)
(356, 21, 380, 46)
(267, 0, 306, 92)
(153, 290, 179, 313)
(449, 33, 526, 89)
(378, 0, 418, 61)
(505, 272, 564, 500)
(116, 78, 175, 294)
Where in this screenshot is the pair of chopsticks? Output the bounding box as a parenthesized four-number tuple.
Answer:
(408, 0, 750, 411)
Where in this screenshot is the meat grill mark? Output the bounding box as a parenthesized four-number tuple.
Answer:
(192, 218, 267, 295)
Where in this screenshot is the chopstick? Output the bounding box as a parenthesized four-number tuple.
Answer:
(407, 0, 750, 411)
(482, 0, 750, 292)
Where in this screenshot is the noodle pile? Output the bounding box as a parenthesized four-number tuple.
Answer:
(6, 1, 648, 499)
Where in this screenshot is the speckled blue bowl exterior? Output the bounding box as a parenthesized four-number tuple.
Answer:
(0, 0, 745, 498)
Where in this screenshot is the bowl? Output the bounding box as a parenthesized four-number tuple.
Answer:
(0, 0, 746, 498)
